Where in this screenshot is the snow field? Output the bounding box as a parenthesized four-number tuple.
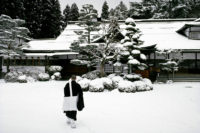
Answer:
(0, 81, 200, 133)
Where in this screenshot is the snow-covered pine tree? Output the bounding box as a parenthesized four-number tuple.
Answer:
(120, 18, 147, 74)
(0, 14, 30, 71)
(101, 1, 109, 19)
(78, 4, 100, 44)
(70, 3, 79, 21)
(113, 1, 128, 20)
(63, 4, 71, 26)
(128, 2, 153, 19)
(157, 49, 182, 80)
(109, 8, 115, 18)
(71, 18, 121, 77)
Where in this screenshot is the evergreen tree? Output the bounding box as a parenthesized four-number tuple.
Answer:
(120, 18, 147, 74)
(70, 3, 79, 21)
(40, 0, 62, 38)
(78, 4, 100, 44)
(0, 15, 30, 71)
(71, 18, 121, 77)
(109, 8, 115, 18)
(114, 1, 128, 20)
(0, 0, 25, 19)
(63, 4, 71, 25)
(24, 0, 42, 38)
(101, 1, 109, 19)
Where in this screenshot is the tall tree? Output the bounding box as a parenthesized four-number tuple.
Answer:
(120, 18, 147, 73)
(63, 4, 71, 25)
(109, 8, 115, 18)
(71, 18, 121, 77)
(101, 1, 109, 19)
(113, 1, 128, 20)
(40, 0, 62, 38)
(24, 0, 42, 38)
(78, 4, 100, 44)
(0, 0, 25, 19)
(70, 3, 79, 21)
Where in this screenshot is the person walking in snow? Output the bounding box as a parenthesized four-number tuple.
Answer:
(63, 75, 84, 128)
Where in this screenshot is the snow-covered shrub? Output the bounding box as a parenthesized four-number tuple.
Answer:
(82, 70, 101, 80)
(17, 75, 27, 83)
(118, 80, 136, 93)
(48, 66, 62, 74)
(4, 71, 19, 82)
(38, 73, 50, 81)
(26, 76, 36, 82)
(134, 81, 147, 91)
(142, 78, 153, 91)
(76, 76, 83, 82)
(101, 77, 114, 91)
(109, 76, 124, 88)
(124, 74, 142, 82)
(134, 79, 153, 91)
(89, 78, 104, 92)
(78, 78, 91, 91)
(51, 72, 61, 80)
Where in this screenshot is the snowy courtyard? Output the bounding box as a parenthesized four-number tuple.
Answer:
(0, 81, 200, 133)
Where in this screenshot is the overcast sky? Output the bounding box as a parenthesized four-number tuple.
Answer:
(59, 0, 141, 15)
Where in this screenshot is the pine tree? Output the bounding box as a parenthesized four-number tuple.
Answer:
(113, 1, 128, 20)
(101, 1, 109, 19)
(109, 8, 115, 18)
(0, 14, 30, 71)
(70, 3, 79, 21)
(120, 18, 147, 74)
(40, 0, 62, 38)
(0, 0, 25, 19)
(24, 0, 42, 38)
(63, 4, 71, 25)
(71, 18, 121, 77)
(78, 4, 100, 44)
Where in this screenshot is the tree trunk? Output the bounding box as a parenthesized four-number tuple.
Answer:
(88, 31, 90, 44)
(100, 61, 105, 77)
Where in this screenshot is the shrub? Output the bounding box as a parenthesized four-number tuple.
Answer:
(89, 78, 104, 92)
(4, 71, 19, 82)
(17, 75, 27, 83)
(82, 70, 101, 80)
(78, 78, 91, 91)
(118, 80, 136, 92)
(38, 73, 50, 81)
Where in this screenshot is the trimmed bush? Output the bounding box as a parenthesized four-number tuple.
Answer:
(38, 73, 50, 81)
(17, 75, 27, 83)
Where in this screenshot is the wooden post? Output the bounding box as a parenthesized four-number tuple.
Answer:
(31, 57, 34, 66)
(25, 57, 28, 66)
(37, 57, 40, 65)
(45, 56, 48, 72)
(154, 52, 156, 67)
(7, 57, 10, 72)
(195, 52, 198, 70)
(0, 56, 3, 78)
(20, 56, 22, 65)
(13, 56, 16, 66)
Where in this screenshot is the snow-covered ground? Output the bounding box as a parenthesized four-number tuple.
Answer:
(0, 80, 200, 133)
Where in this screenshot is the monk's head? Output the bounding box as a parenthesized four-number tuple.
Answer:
(71, 75, 76, 81)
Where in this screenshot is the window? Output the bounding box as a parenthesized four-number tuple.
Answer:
(189, 26, 200, 40)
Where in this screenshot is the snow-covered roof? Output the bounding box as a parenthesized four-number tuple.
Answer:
(134, 21, 200, 50)
(24, 24, 82, 51)
(25, 20, 200, 52)
(24, 52, 78, 57)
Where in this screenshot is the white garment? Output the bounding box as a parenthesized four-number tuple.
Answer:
(63, 80, 78, 111)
